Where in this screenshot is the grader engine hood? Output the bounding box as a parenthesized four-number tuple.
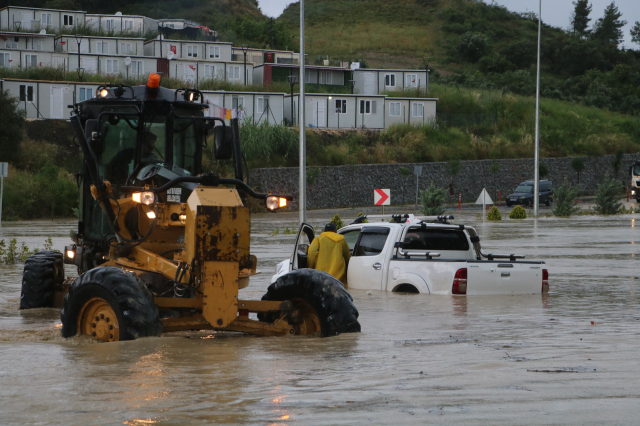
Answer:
(185, 187, 251, 328)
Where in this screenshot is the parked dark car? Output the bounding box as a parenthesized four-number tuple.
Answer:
(506, 180, 554, 207)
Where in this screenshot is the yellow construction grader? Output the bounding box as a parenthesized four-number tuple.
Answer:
(20, 73, 360, 341)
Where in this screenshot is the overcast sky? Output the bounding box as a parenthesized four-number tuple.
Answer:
(258, 0, 639, 46)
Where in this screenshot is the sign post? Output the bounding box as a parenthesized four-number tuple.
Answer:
(475, 188, 493, 221)
(374, 188, 390, 214)
(0, 162, 7, 227)
(414, 166, 422, 205)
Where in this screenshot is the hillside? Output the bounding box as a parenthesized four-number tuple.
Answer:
(279, 0, 640, 115)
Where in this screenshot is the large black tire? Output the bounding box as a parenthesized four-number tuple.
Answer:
(61, 266, 162, 341)
(20, 251, 64, 309)
(260, 269, 361, 337)
(506, 201, 512, 207)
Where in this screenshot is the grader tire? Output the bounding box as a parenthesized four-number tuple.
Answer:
(20, 251, 64, 309)
(259, 268, 361, 337)
(61, 266, 162, 342)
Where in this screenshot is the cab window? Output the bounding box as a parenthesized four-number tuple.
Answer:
(340, 229, 361, 253)
(403, 229, 469, 251)
(354, 228, 390, 256)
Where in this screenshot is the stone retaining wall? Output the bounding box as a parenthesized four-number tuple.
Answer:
(249, 154, 640, 209)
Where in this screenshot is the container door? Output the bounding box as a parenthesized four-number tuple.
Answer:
(50, 86, 64, 119)
(347, 226, 391, 290)
(82, 57, 96, 73)
(291, 223, 315, 271)
(364, 72, 375, 95)
(312, 99, 326, 127)
(157, 58, 170, 77)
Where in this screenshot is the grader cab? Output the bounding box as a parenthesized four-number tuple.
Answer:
(20, 74, 360, 341)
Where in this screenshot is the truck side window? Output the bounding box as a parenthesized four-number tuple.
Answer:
(341, 229, 361, 252)
(403, 229, 469, 251)
(354, 228, 390, 256)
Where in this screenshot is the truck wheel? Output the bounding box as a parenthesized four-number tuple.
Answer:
(20, 251, 64, 309)
(506, 201, 511, 207)
(61, 266, 162, 342)
(259, 269, 361, 337)
(545, 198, 551, 206)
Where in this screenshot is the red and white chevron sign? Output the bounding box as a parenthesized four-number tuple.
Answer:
(374, 188, 390, 206)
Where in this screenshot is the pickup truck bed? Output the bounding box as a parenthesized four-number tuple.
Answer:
(272, 215, 548, 296)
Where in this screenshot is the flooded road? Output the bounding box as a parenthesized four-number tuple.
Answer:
(1, 206, 640, 425)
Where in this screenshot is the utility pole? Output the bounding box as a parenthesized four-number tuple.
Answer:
(0, 162, 7, 227)
(241, 44, 248, 86)
(299, 0, 307, 224)
(534, 0, 541, 218)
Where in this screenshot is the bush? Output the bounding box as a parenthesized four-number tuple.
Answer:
(3, 163, 77, 220)
(0, 90, 25, 164)
(509, 205, 527, 219)
(593, 175, 623, 214)
(420, 182, 446, 216)
(552, 178, 580, 217)
(487, 205, 502, 220)
(458, 32, 491, 63)
(330, 214, 345, 230)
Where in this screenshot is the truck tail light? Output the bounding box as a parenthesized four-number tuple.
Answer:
(452, 268, 467, 295)
(542, 269, 549, 293)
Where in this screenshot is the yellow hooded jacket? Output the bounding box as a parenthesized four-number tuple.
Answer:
(307, 232, 351, 285)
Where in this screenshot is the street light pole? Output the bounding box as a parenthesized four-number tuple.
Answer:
(75, 34, 82, 78)
(349, 79, 356, 94)
(287, 75, 297, 126)
(299, 0, 307, 224)
(241, 44, 248, 86)
(534, 0, 541, 218)
(424, 57, 430, 96)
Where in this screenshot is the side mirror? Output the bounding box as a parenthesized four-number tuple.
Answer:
(213, 125, 233, 160)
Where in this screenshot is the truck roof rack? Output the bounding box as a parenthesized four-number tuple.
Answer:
(357, 214, 455, 224)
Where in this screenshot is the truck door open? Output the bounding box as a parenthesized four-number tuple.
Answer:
(291, 223, 315, 271)
(347, 226, 390, 291)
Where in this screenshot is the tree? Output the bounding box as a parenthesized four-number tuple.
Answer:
(594, 175, 623, 214)
(591, 2, 627, 46)
(571, 0, 593, 38)
(571, 157, 585, 184)
(0, 90, 25, 164)
(420, 182, 446, 216)
(631, 21, 640, 45)
(552, 178, 581, 217)
(611, 149, 624, 179)
(458, 32, 490, 63)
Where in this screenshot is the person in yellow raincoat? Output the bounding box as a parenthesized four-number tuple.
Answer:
(308, 223, 351, 285)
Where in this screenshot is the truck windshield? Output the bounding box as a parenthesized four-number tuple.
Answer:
(514, 185, 533, 193)
(634, 165, 640, 176)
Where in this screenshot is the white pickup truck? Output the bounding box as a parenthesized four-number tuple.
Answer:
(272, 214, 549, 295)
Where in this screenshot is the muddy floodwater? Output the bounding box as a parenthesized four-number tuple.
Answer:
(1, 205, 640, 425)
